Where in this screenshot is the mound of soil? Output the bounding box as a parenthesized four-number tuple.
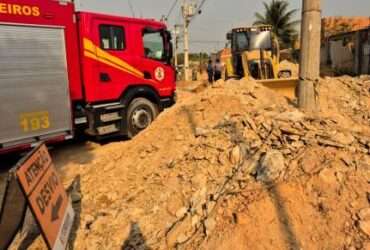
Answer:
(19, 76, 370, 250)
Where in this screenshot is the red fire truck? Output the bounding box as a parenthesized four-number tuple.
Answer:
(0, 0, 176, 154)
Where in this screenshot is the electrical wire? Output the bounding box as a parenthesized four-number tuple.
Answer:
(166, 0, 180, 20)
(190, 0, 209, 22)
(127, 0, 136, 17)
(197, 0, 207, 10)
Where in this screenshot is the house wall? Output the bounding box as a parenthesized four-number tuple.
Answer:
(321, 27, 370, 75)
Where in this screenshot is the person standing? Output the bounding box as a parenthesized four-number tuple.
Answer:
(214, 59, 222, 81)
(207, 60, 214, 84)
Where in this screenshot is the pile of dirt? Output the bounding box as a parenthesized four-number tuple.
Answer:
(319, 75, 370, 129)
(23, 77, 369, 250)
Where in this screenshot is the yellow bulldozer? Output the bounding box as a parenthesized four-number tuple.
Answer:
(222, 25, 298, 99)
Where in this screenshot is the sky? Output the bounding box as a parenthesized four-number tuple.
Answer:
(75, 0, 370, 52)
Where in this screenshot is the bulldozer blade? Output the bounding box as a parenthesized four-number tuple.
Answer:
(256, 78, 298, 99)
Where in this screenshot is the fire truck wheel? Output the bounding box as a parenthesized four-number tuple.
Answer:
(127, 97, 159, 138)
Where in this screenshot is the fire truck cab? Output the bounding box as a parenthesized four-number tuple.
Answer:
(0, 0, 176, 153)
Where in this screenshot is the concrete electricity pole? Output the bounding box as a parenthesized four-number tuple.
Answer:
(182, 0, 191, 81)
(298, 0, 321, 111)
(173, 25, 181, 69)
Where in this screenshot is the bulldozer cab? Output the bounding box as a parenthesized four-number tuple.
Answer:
(229, 26, 274, 52)
(226, 25, 279, 79)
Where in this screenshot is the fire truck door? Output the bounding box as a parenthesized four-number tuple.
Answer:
(91, 20, 135, 100)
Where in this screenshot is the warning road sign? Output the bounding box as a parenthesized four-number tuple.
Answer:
(16, 144, 74, 250)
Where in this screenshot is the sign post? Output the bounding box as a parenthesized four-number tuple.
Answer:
(16, 144, 74, 250)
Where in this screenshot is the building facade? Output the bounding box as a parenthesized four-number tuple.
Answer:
(321, 24, 370, 76)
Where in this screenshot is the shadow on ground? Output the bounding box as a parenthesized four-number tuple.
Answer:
(122, 222, 151, 250)
(67, 175, 82, 250)
(265, 182, 301, 250)
(181, 106, 197, 135)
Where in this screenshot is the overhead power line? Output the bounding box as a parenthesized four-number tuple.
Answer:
(166, 0, 180, 20)
(190, 0, 209, 22)
(127, 0, 136, 17)
(198, 0, 207, 11)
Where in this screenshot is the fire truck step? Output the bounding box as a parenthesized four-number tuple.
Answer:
(104, 104, 125, 110)
(100, 112, 122, 122)
(96, 124, 120, 135)
(92, 102, 125, 110)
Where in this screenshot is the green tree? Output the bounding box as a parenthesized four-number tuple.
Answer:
(254, 0, 299, 49)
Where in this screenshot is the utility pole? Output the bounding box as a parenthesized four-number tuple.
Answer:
(298, 0, 321, 111)
(173, 25, 181, 69)
(182, 0, 191, 81)
(179, 0, 204, 81)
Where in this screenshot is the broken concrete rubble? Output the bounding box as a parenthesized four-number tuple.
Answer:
(359, 220, 370, 237)
(256, 150, 286, 183)
(358, 208, 370, 221)
(20, 75, 370, 250)
(229, 145, 244, 165)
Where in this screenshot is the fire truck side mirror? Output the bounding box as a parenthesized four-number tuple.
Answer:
(168, 42, 173, 64)
(165, 30, 172, 40)
(164, 30, 173, 64)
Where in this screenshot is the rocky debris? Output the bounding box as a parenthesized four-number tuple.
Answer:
(27, 75, 370, 250)
(359, 208, 370, 221)
(359, 220, 370, 237)
(229, 145, 244, 165)
(256, 150, 286, 183)
(161, 91, 369, 248)
(334, 132, 355, 146)
(358, 208, 370, 237)
(276, 110, 305, 122)
(299, 148, 324, 174)
(195, 127, 209, 137)
(204, 218, 216, 236)
(176, 207, 188, 219)
(319, 76, 370, 127)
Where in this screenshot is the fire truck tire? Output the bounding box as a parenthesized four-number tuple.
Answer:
(127, 97, 159, 138)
